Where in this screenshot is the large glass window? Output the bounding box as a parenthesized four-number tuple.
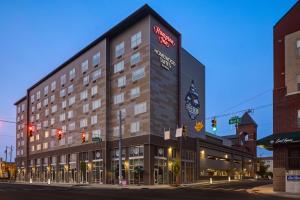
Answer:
(132, 67, 145, 81)
(115, 42, 125, 58)
(114, 61, 124, 73)
(130, 52, 141, 66)
(131, 32, 141, 49)
(93, 52, 101, 67)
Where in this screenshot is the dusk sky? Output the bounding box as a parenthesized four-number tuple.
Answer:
(0, 0, 297, 160)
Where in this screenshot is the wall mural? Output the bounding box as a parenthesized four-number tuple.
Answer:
(185, 80, 200, 120)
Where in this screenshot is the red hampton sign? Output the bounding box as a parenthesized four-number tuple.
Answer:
(153, 26, 175, 47)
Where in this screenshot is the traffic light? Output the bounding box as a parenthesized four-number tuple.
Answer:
(81, 131, 86, 143)
(28, 125, 34, 137)
(182, 125, 188, 136)
(211, 118, 217, 132)
(56, 129, 63, 141)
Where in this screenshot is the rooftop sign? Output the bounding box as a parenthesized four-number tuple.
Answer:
(153, 25, 175, 47)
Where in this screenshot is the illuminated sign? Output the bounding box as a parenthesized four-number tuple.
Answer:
(270, 138, 300, 144)
(153, 25, 175, 47)
(185, 80, 200, 120)
(154, 49, 176, 71)
(287, 175, 300, 181)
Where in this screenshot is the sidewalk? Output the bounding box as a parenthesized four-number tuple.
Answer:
(13, 181, 174, 190)
(12, 179, 251, 190)
(247, 184, 300, 199)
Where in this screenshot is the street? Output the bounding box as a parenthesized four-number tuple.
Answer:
(0, 180, 293, 200)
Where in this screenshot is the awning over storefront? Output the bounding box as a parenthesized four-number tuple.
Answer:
(257, 131, 300, 150)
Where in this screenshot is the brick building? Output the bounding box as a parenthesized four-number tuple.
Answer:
(258, 1, 300, 193)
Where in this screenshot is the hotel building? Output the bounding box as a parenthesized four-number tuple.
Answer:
(15, 4, 256, 185)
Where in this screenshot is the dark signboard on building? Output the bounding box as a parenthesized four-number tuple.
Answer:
(287, 175, 300, 181)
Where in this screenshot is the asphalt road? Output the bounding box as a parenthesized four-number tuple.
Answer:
(0, 180, 292, 200)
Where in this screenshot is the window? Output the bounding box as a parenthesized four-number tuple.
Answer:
(51, 105, 57, 113)
(83, 75, 89, 85)
(43, 98, 48, 106)
(50, 117, 55, 125)
(68, 122, 75, 131)
(80, 118, 88, 128)
(115, 41, 124, 58)
(92, 129, 101, 139)
(69, 68, 76, 80)
(131, 31, 141, 48)
(31, 145, 35, 152)
(59, 113, 66, 122)
(68, 110, 74, 119)
(297, 110, 300, 128)
(134, 102, 147, 115)
(36, 91, 41, 100)
(114, 93, 124, 104)
(43, 120, 48, 128)
(114, 60, 124, 73)
(117, 76, 126, 88)
(117, 108, 126, 119)
(21, 104, 25, 112)
(45, 109, 49, 116)
(68, 84, 74, 94)
(50, 95, 55, 103)
(132, 67, 145, 81)
(62, 100, 67, 109)
(67, 136, 73, 145)
(297, 40, 300, 57)
(60, 74, 66, 86)
(93, 52, 100, 67)
(36, 134, 40, 141)
(31, 106, 35, 113)
(81, 60, 89, 73)
(91, 85, 98, 96)
(37, 102, 41, 110)
(31, 94, 35, 103)
(91, 115, 97, 125)
(69, 96, 76, 106)
(130, 121, 140, 133)
(129, 146, 144, 157)
(92, 99, 101, 110)
(44, 85, 49, 96)
(80, 90, 88, 100)
(83, 103, 89, 113)
(130, 52, 141, 66)
(45, 131, 49, 138)
(113, 125, 124, 137)
(51, 81, 56, 91)
(60, 89, 66, 97)
(43, 142, 48, 150)
(131, 87, 140, 99)
(92, 69, 101, 81)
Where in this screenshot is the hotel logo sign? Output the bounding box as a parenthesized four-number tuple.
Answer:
(185, 81, 200, 120)
(153, 25, 175, 48)
(154, 49, 176, 71)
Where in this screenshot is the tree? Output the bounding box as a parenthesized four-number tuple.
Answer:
(172, 159, 180, 184)
(256, 160, 270, 179)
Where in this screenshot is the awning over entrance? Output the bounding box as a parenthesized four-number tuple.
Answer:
(257, 131, 300, 150)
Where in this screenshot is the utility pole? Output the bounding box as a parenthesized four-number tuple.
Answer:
(10, 145, 13, 163)
(4, 146, 8, 162)
(118, 110, 123, 185)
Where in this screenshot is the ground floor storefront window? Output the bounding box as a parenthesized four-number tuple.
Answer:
(68, 163, 77, 183)
(154, 158, 168, 184)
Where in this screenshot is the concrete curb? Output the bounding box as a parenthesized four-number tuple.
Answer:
(246, 184, 300, 199)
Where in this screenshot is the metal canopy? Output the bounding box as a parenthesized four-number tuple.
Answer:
(257, 131, 300, 150)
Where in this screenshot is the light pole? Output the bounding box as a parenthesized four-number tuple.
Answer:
(118, 110, 123, 185)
